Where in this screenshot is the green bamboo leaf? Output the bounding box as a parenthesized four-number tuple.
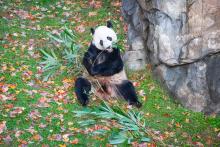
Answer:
(102, 101, 113, 112)
(127, 137, 133, 144)
(91, 129, 107, 135)
(119, 117, 133, 123)
(109, 131, 127, 145)
(43, 70, 55, 81)
(50, 49, 57, 58)
(73, 100, 151, 145)
(78, 119, 95, 126)
(73, 109, 91, 117)
(122, 123, 139, 131)
(109, 138, 126, 145)
(40, 49, 51, 57)
(95, 112, 114, 119)
(143, 120, 146, 128)
(43, 66, 58, 71)
(128, 111, 137, 123)
(136, 112, 142, 122)
(47, 33, 63, 43)
(64, 27, 76, 39)
(141, 137, 150, 142)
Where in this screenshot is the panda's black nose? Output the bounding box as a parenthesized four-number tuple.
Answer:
(106, 46, 111, 49)
(100, 40, 103, 46)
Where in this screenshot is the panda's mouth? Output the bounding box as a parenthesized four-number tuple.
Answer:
(106, 46, 111, 49)
(105, 46, 113, 52)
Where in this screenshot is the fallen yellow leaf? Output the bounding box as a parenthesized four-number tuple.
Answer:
(185, 118, 189, 123)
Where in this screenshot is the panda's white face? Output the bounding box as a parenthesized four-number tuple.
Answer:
(92, 26, 117, 52)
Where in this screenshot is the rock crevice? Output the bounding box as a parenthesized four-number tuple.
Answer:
(122, 0, 220, 113)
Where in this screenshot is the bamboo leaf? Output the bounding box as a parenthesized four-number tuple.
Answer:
(73, 109, 91, 117)
(128, 111, 137, 123)
(47, 33, 63, 43)
(78, 119, 95, 126)
(64, 27, 76, 39)
(141, 137, 150, 142)
(109, 132, 127, 145)
(91, 129, 107, 135)
(73, 101, 152, 145)
(109, 138, 126, 145)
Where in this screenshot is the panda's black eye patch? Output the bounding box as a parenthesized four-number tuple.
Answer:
(107, 36, 112, 41)
(100, 40, 103, 46)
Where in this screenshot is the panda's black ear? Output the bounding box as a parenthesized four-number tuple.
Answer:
(107, 21, 113, 28)
(90, 28, 95, 35)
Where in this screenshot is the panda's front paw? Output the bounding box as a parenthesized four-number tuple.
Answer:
(135, 101, 142, 108)
(129, 101, 142, 108)
(80, 99, 89, 106)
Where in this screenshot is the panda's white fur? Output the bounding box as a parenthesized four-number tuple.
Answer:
(92, 26, 117, 52)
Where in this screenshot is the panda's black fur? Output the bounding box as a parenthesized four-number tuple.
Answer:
(83, 43, 123, 77)
(75, 22, 142, 108)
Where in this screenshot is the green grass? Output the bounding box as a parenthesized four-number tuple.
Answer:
(0, 0, 220, 146)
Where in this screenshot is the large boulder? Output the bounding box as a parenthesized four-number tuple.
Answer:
(122, 0, 220, 114)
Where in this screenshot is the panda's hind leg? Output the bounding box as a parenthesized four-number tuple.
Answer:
(116, 80, 142, 108)
(75, 77, 91, 106)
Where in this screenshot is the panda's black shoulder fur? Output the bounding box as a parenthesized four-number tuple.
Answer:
(83, 43, 123, 76)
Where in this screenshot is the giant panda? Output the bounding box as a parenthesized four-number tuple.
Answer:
(75, 21, 142, 108)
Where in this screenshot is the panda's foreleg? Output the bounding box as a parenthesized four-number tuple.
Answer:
(116, 80, 142, 108)
(75, 77, 91, 106)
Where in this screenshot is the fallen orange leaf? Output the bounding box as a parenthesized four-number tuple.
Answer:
(32, 134, 41, 141)
(70, 138, 79, 144)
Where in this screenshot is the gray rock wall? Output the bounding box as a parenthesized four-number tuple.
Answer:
(122, 0, 220, 114)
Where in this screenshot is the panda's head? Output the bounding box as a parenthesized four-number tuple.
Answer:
(91, 21, 117, 52)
